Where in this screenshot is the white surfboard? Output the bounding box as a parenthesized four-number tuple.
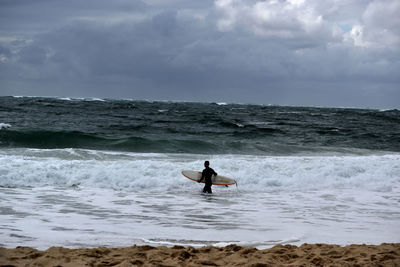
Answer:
(181, 170, 237, 186)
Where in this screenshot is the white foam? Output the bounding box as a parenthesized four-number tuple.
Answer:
(84, 97, 105, 102)
(0, 149, 399, 191)
(0, 123, 11, 129)
(1, 149, 399, 249)
(379, 108, 399, 112)
(214, 238, 302, 249)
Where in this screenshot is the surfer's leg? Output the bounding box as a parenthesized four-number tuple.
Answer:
(205, 183, 212, 194)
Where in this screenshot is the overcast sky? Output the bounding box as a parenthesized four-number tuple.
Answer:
(0, 0, 399, 108)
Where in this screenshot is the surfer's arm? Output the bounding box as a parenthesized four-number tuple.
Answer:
(198, 171, 205, 182)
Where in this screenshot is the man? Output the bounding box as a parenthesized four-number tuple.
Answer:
(198, 161, 217, 194)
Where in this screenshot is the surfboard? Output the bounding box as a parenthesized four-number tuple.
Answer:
(181, 170, 237, 186)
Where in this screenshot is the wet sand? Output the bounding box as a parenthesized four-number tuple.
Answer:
(1, 243, 399, 266)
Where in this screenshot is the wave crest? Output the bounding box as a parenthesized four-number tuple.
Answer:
(0, 123, 11, 130)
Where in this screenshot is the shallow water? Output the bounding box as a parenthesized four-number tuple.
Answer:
(1, 185, 399, 249)
(0, 149, 399, 249)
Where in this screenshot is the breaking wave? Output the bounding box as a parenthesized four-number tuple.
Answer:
(0, 148, 398, 191)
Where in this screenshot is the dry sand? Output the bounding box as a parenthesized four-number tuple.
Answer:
(1, 243, 399, 267)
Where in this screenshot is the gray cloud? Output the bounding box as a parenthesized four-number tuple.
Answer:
(0, 0, 399, 108)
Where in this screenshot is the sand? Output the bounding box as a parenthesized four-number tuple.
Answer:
(1, 243, 399, 267)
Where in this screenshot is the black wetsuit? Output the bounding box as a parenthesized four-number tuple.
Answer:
(200, 167, 217, 193)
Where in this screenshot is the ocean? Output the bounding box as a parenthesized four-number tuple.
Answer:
(0, 96, 399, 249)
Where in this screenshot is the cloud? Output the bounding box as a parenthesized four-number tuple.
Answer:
(215, 0, 325, 39)
(0, 0, 399, 108)
(359, 0, 400, 48)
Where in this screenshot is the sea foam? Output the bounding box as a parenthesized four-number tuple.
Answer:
(0, 149, 398, 191)
(0, 123, 11, 130)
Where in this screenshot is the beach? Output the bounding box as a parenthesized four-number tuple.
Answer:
(1, 243, 400, 266)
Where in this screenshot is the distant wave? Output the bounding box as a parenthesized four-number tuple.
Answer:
(0, 129, 243, 154)
(1, 96, 399, 154)
(0, 129, 390, 155)
(84, 97, 106, 102)
(0, 123, 11, 130)
(11, 95, 106, 102)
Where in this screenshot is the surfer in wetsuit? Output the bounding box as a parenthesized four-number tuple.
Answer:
(198, 161, 217, 194)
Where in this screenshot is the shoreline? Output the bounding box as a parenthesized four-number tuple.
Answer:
(1, 243, 399, 266)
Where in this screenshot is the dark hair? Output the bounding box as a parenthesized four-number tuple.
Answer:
(204, 161, 210, 166)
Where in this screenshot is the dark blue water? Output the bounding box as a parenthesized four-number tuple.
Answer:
(1, 96, 399, 154)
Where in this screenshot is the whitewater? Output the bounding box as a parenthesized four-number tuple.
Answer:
(0, 148, 399, 249)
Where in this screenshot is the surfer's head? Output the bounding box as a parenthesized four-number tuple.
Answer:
(204, 161, 210, 167)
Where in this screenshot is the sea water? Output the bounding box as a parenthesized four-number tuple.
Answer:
(0, 96, 399, 249)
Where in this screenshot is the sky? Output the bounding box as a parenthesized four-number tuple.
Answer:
(0, 0, 399, 108)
